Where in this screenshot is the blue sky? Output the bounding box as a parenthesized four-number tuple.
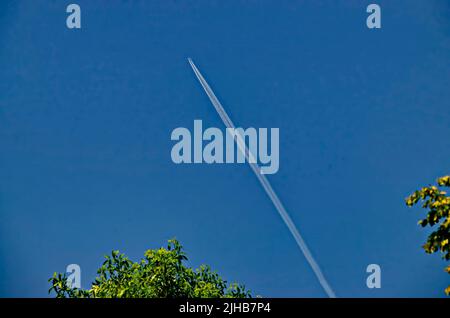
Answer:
(1, 0, 449, 297)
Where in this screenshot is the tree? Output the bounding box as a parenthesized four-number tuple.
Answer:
(49, 239, 251, 298)
(406, 175, 450, 295)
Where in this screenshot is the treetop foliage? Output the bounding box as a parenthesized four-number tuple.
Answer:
(406, 175, 450, 295)
(49, 239, 251, 298)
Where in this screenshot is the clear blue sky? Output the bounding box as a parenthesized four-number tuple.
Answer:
(1, 0, 449, 297)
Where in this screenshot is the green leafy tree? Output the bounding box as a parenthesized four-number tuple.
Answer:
(406, 175, 450, 295)
(49, 239, 251, 298)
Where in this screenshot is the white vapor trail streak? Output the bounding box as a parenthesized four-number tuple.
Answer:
(187, 58, 336, 298)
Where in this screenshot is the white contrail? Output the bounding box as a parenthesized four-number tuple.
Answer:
(188, 58, 336, 298)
